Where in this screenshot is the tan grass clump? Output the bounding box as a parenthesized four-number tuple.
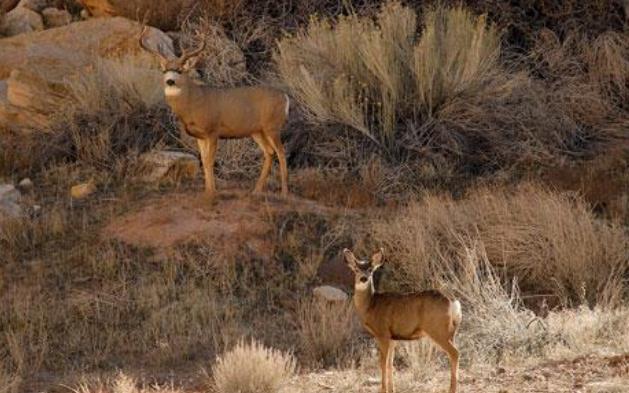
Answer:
(413, 6, 500, 116)
(211, 339, 296, 393)
(275, 1, 418, 146)
(296, 298, 362, 368)
(371, 184, 628, 306)
(275, 2, 501, 148)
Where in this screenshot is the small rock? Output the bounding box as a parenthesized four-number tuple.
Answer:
(41, 7, 71, 28)
(0, 6, 43, 36)
(313, 285, 348, 303)
(18, 177, 33, 191)
(70, 180, 96, 199)
(0, 183, 23, 221)
(496, 366, 506, 374)
(79, 8, 89, 19)
(138, 150, 199, 183)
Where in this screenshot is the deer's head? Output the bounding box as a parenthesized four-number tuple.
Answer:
(343, 248, 384, 292)
(139, 26, 206, 97)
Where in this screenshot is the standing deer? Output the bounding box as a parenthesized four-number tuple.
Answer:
(343, 248, 462, 393)
(139, 27, 289, 196)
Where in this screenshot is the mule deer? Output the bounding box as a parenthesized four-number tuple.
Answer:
(343, 248, 462, 393)
(139, 27, 289, 196)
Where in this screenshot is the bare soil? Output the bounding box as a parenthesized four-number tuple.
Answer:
(283, 353, 629, 393)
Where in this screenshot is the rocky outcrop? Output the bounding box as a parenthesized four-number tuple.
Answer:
(0, 5, 43, 36)
(0, 17, 173, 131)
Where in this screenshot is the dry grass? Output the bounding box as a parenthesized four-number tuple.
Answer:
(70, 372, 186, 393)
(275, 1, 419, 146)
(296, 298, 362, 368)
(370, 184, 628, 307)
(211, 339, 296, 393)
(413, 6, 500, 116)
(275, 2, 627, 181)
(1, 57, 178, 181)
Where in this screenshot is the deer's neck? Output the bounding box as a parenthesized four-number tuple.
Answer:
(353, 284, 375, 318)
(165, 87, 192, 117)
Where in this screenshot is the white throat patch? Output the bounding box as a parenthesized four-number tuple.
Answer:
(164, 86, 183, 96)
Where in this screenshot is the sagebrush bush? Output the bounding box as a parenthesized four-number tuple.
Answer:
(212, 339, 296, 393)
(275, 2, 626, 179)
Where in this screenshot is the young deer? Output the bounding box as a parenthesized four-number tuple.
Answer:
(343, 248, 462, 393)
(139, 27, 289, 196)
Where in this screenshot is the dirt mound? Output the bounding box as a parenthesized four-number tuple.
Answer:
(103, 190, 337, 255)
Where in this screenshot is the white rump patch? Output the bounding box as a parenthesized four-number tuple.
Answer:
(284, 94, 290, 116)
(451, 300, 462, 321)
(164, 86, 183, 96)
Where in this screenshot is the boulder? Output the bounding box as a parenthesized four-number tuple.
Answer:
(138, 150, 199, 183)
(0, 17, 174, 131)
(0, 5, 43, 36)
(41, 7, 72, 28)
(0, 183, 23, 222)
(313, 285, 349, 303)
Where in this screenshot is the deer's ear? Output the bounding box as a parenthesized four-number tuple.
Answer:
(343, 249, 359, 272)
(371, 248, 384, 269)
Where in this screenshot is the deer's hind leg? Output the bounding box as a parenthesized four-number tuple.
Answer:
(251, 133, 275, 193)
(387, 341, 396, 393)
(426, 331, 459, 393)
(264, 132, 288, 196)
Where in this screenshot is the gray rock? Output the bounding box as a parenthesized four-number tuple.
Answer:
(313, 285, 349, 303)
(0, 6, 43, 36)
(0, 183, 23, 222)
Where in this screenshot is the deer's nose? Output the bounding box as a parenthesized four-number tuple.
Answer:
(359, 277, 368, 283)
(166, 79, 176, 86)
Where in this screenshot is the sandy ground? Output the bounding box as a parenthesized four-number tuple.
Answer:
(281, 354, 629, 393)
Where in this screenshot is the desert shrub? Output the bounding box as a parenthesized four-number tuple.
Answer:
(2, 58, 177, 180)
(43, 59, 179, 177)
(370, 184, 628, 306)
(275, 2, 626, 182)
(211, 339, 296, 393)
(296, 298, 363, 368)
(413, 6, 500, 116)
(275, 1, 419, 147)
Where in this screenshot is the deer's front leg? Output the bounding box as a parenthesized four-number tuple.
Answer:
(376, 338, 391, 393)
(197, 137, 218, 194)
